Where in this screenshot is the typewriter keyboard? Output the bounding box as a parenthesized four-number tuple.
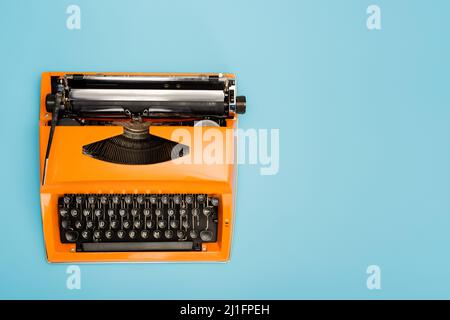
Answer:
(58, 194, 218, 252)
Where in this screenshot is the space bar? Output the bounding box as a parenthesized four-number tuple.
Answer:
(81, 242, 194, 252)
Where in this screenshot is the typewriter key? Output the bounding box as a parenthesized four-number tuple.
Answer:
(110, 220, 119, 229)
(112, 196, 120, 204)
(192, 208, 199, 217)
(131, 209, 138, 217)
(94, 209, 102, 217)
(170, 220, 179, 229)
(88, 196, 95, 204)
(63, 196, 71, 204)
(71, 209, 78, 217)
(107, 209, 115, 217)
(200, 230, 213, 242)
(123, 220, 131, 229)
(155, 208, 162, 217)
(143, 208, 151, 217)
(86, 221, 94, 229)
(185, 195, 193, 204)
(59, 208, 68, 217)
(133, 220, 142, 229)
(197, 195, 206, 203)
(61, 220, 70, 229)
(83, 209, 91, 217)
(165, 230, 174, 239)
(105, 230, 113, 239)
(117, 230, 125, 239)
(177, 230, 185, 239)
(65, 231, 78, 242)
(158, 220, 167, 229)
(146, 220, 154, 228)
(211, 197, 219, 206)
(100, 196, 108, 205)
(182, 220, 190, 229)
(140, 230, 149, 239)
(173, 195, 181, 204)
(81, 230, 89, 239)
(93, 230, 102, 239)
(129, 230, 137, 239)
(180, 208, 187, 217)
(124, 195, 132, 204)
(98, 220, 106, 229)
(202, 207, 212, 217)
(119, 209, 126, 217)
(168, 208, 175, 217)
(189, 230, 198, 239)
(153, 230, 161, 239)
(150, 196, 157, 204)
(74, 220, 83, 229)
(136, 195, 144, 204)
(76, 196, 83, 204)
(161, 195, 169, 204)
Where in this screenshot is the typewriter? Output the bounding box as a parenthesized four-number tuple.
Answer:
(39, 72, 246, 262)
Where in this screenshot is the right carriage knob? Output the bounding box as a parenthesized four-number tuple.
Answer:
(236, 96, 246, 114)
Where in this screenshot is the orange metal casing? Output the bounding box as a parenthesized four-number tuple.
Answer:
(39, 72, 237, 263)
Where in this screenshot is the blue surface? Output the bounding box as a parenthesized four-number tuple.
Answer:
(0, 0, 449, 299)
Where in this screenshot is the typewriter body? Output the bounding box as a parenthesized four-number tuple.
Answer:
(39, 72, 246, 263)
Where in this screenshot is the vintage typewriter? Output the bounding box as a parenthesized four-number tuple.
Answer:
(39, 72, 246, 262)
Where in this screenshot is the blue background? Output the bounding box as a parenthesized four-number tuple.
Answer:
(0, 0, 449, 299)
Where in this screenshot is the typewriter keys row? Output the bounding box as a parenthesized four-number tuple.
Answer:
(58, 194, 219, 252)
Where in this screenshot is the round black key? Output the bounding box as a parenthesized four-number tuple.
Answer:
(63, 196, 71, 204)
(133, 220, 142, 229)
(197, 194, 206, 203)
(153, 230, 161, 239)
(203, 207, 212, 217)
(141, 230, 149, 239)
(189, 230, 198, 239)
(112, 195, 120, 204)
(75, 196, 83, 204)
(74, 220, 83, 229)
(180, 208, 187, 217)
(107, 209, 115, 217)
(158, 220, 167, 229)
(88, 196, 95, 204)
(61, 220, 70, 229)
(185, 195, 193, 204)
(150, 196, 157, 204)
(211, 197, 219, 206)
(123, 220, 131, 229)
(161, 195, 169, 204)
(200, 230, 213, 242)
(177, 230, 185, 239)
(129, 230, 137, 239)
(192, 208, 199, 217)
(86, 220, 94, 229)
(93, 230, 102, 239)
(117, 230, 125, 239)
(65, 231, 78, 242)
(119, 209, 126, 217)
(110, 220, 119, 229)
(137, 195, 144, 204)
(70, 209, 78, 217)
(83, 209, 91, 217)
(100, 196, 108, 205)
(81, 230, 90, 239)
(167, 209, 175, 217)
(173, 195, 181, 204)
(146, 220, 154, 228)
(124, 195, 132, 204)
(98, 220, 106, 229)
(170, 220, 179, 229)
(131, 209, 139, 217)
(165, 230, 174, 239)
(59, 208, 68, 217)
(94, 209, 102, 217)
(143, 209, 151, 217)
(105, 230, 113, 239)
(155, 208, 162, 217)
(182, 220, 190, 229)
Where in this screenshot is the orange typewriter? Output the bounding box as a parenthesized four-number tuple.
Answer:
(39, 72, 246, 263)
